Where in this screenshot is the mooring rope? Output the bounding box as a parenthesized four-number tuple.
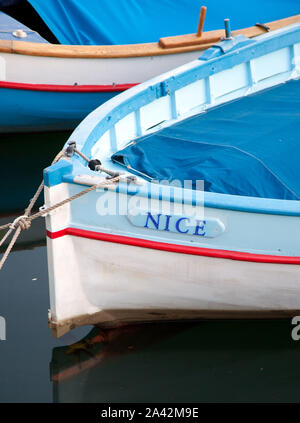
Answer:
(0, 148, 122, 271)
(0, 151, 65, 234)
(70, 143, 122, 178)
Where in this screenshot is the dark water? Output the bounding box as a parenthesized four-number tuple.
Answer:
(1, 132, 300, 403)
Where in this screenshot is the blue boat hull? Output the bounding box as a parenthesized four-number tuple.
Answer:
(0, 87, 120, 132)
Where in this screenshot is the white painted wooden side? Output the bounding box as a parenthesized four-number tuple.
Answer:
(47, 235, 300, 324)
(0, 50, 198, 85)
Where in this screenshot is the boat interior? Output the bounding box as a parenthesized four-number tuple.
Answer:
(111, 78, 300, 201)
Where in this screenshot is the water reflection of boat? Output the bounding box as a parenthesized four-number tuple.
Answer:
(51, 323, 190, 383)
(50, 321, 300, 403)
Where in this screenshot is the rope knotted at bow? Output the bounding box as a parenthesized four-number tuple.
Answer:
(0, 143, 137, 271)
(9, 215, 31, 231)
(0, 150, 65, 271)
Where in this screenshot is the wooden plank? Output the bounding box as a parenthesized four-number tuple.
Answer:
(159, 30, 223, 48)
(0, 38, 222, 58)
(159, 14, 300, 48)
(0, 39, 13, 53)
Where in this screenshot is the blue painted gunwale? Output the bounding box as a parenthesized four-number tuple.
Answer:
(45, 23, 300, 216)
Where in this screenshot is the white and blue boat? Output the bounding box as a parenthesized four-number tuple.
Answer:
(0, 0, 299, 132)
(44, 21, 300, 337)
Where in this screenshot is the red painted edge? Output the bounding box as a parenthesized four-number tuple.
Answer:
(0, 80, 138, 92)
(46, 228, 300, 265)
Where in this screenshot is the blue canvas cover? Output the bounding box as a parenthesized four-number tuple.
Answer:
(0, 10, 47, 42)
(27, 0, 300, 45)
(112, 80, 300, 200)
(0, 0, 22, 6)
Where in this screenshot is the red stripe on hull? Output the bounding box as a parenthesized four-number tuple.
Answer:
(46, 228, 300, 264)
(0, 80, 138, 92)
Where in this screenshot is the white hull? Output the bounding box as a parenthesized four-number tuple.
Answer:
(44, 24, 300, 337)
(0, 50, 198, 85)
(47, 235, 300, 337)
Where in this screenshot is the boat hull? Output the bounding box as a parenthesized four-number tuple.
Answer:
(0, 50, 197, 132)
(1, 13, 300, 132)
(0, 85, 124, 132)
(44, 23, 300, 337)
(47, 232, 300, 337)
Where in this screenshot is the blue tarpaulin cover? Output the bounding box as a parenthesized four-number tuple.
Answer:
(0, 0, 23, 6)
(112, 80, 300, 200)
(0, 10, 47, 42)
(27, 0, 300, 45)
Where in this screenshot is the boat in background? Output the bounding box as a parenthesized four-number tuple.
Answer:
(44, 20, 300, 337)
(0, 0, 299, 132)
